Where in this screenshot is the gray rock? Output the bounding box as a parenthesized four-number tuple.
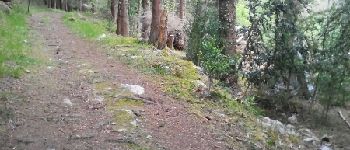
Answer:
(320, 145, 332, 150)
(121, 84, 145, 95)
(260, 117, 286, 134)
(288, 114, 298, 124)
(63, 98, 73, 107)
(0, 1, 10, 14)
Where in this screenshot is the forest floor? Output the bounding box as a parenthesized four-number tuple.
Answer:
(0, 12, 240, 150)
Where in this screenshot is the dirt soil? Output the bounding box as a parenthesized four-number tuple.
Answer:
(0, 12, 238, 150)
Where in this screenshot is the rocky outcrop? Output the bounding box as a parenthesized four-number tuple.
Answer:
(258, 117, 334, 150)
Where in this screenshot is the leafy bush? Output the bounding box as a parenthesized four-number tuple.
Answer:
(200, 37, 236, 90)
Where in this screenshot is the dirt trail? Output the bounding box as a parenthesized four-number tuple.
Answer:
(0, 12, 228, 150)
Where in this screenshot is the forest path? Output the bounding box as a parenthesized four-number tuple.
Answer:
(0, 12, 228, 150)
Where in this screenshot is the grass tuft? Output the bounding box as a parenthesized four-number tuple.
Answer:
(63, 12, 107, 39)
(0, 5, 37, 78)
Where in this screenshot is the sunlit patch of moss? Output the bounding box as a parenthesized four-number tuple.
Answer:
(266, 129, 279, 148)
(253, 130, 265, 143)
(109, 98, 144, 110)
(288, 134, 300, 144)
(107, 98, 144, 132)
(94, 81, 114, 92)
(163, 76, 197, 101)
(162, 55, 199, 79)
(119, 141, 150, 150)
(112, 109, 137, 132)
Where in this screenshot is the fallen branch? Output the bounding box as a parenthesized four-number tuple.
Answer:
(338, 110, 350, 129)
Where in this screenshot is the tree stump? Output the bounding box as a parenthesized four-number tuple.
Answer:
(167, 34, 174, 49)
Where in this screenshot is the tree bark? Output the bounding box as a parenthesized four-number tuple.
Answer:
(116, 0, 129, 36)
(58, 0, 62, 10)
(53, 0, 56, 9)
(47, 0, 50, 8)
(219, 0, 236, 55)
(79, 0, 83, 11)
(63, 0, 68, 11)
(110, 0, 116, 21)
(149, 0, 160, 45)
(141, 0, 150, 41)
(167, 34, 174, 49)
(178, 0, 185, 19)
(50, 0, 54, 8)
(157, 9, 168, 49)
(27, 0, 31, 13)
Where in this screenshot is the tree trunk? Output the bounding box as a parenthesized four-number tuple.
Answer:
(141, 0, 150, 41)
(79, 0, 83, 11)
(53, 0, 56, 9)
(178, 0, 185, 19)
(27, 0, 31, 13)
(149, 0, 160, 45)
(65, 0, 68, 11)
(157, 9, 167, 49)
(110, 0, 116, 21)
(47, 0, 50, 8)
(51, 0, 54, 8)
(58, 0, 62, 10)
(116, 0, 129, 36)
(219, 0, 236, 55)
(167, 34, 174, 49)
(63, 0, 66, 11)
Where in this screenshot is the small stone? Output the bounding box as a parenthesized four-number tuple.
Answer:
(121, 84, 145, 95)
(320, 145, 332, 150)
(288, 114, 298, 124)
(94, 96, 104, 103)
(158, 121, 165, 128)
(25, 69, 31, 73)
(303, 137, 318, 146)
(63, 98, 73, 107)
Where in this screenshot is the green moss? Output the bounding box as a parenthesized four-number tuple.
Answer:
(111, 98, 144, 109)
(288, 134, 300, 144)
(108, 99, 144, 132)
(267, 129, 279, 147)
(112, 109, 137, 132)
(119, 140, 150, 150)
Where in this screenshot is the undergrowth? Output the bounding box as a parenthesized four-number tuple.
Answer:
(63, 12, 108, 39)
(0, 5, 36, 78)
